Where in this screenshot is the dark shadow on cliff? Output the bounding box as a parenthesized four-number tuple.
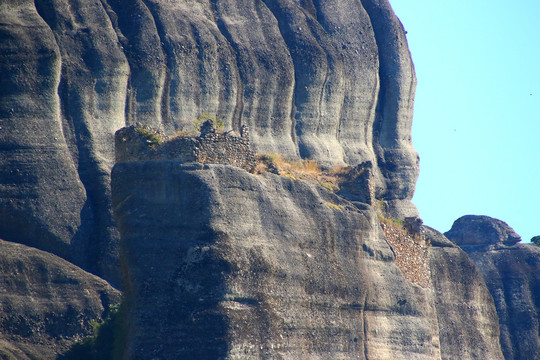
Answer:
(112, 162, 231, 359)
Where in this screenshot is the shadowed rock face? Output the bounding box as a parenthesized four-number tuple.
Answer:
(0, 0, 418, 283)
(446, 215, 540, 360)
(465, 244, 540, 360)
(0, 240, 121, 359)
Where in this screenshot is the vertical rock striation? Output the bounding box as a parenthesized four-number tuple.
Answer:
(0, 0, 90, 273)
(0, 0, 419, 285)
(446, 215, 540, 360)
(112, 162, 435, 359)
(425, 226, 504, 360)
(0, 1, 522, 358)
(112, 162, 508, 359)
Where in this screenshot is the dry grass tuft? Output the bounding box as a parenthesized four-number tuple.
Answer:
(254, 153, 351, 192)
(299, 159, 321, 174)
(325, 202, 345, 212)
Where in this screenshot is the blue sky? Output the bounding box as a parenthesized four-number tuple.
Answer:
(390, 0, 540, 241)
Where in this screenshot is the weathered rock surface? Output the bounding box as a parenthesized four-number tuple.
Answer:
(112, 162, 505, 359)
(444, 215, 521, 247)
(0, 0, 418, 286)
(0, 0, 123, 285)
(112, 162, 435, 359)
(425, 226, 504, 360)
(446, 215, 540, 360)
(3, 1, 523, 358)
(0, 239, 121, 359)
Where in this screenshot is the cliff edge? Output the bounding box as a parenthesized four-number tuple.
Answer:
(112, 162, 503, 359)
(446, 215, 540, 360)
(0, 0, 418, 287)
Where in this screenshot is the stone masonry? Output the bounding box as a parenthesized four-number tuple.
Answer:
(115, 121, 256, 172)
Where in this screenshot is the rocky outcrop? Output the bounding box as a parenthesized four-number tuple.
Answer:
(112, 162, 434, 359)
(0, 239, 121, 359)
(112, 162, 505, 359)
(446, 215, 540, 359)
(4, 1, 527, 358)
(0, 0, 418, 286)
(425, 226, 504, 360)
(444, 215, 521, 247)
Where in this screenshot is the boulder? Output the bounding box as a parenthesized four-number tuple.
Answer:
(445, 215, 521, 247)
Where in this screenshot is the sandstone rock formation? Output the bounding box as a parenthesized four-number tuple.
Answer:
(112, 162, 504, 359)
(0, 0, 419, 288)
(444, 215, 522, 247)
(425, 226, 504, 360)
(0, 239, 121, 359)
(3, 0, 536, 358)
(446, 215, 540, 360)
(112, 162, 433, 359)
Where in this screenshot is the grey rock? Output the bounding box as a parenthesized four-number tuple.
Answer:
(0, 0, 419, 287)
(112, 162, 506, 359)
(404, 216, 423, 234)
(0, 0, 123, 285)
(471, 245, 540, 359)
(0, 239, 121, 359)
(423, 226, 455, 248)
(422, 226, 506, 359)
(112, 162, 436, 359)
(447, 216, 540, 359)
(429, 243, 504, 360)
(336, 161, 376, 205)
(445, 215, 522, 247)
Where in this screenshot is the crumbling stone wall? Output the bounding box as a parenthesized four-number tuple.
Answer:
(115, 121, 256, 172)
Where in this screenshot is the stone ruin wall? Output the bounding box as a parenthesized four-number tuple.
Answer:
(115, 122, 256, 172)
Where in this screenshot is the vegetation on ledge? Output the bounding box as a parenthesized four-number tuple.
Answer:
(254, 153, 349, 192)
(60, 302, 127, 360)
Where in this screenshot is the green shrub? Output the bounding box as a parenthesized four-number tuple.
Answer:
(192, 112, 225, 133)
(531, 236, 540, 246)
(60, 302, 127, 360)
(135, 127, 162, 146)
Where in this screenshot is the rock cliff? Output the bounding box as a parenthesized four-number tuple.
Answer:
(1, 0, 538, 358)
(112, 162, 504, 359)
(0, 0, 418, 288)
(0, 239, 120, 359)
(446, 216, 540, 360)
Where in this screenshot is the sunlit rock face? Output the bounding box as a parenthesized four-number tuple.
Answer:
(445, 215, 521, 247)
(446, 215, 540, 360)
(112, 163, 435, 359)
(1, 1, 520, 359)
(112, 163, 508, 360)
(0, 0, 418, 284)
